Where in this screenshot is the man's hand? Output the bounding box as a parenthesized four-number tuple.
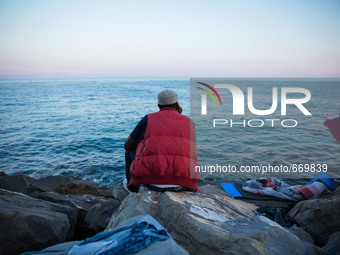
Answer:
(124, 136, 137, 150)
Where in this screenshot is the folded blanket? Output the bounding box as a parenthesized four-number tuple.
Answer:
(242, 178, 330, 201)
(295, 181, 329, 199)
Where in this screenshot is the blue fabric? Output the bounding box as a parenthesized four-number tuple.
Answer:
(220, 183, 243, 198)
(69, 214, 170, 255)
(21, 215, 171, 255)
(307, 172, 334, 191)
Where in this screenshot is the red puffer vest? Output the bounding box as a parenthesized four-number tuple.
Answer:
(129, 107, 199, 191)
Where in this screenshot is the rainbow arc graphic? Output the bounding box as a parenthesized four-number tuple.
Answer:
(196, 82, 223, 106)
(196, 82, 223, 115)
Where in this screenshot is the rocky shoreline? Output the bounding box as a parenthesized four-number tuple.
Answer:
(1, 173, 339, 255)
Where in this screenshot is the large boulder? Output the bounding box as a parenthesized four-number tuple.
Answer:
(0, 189, 76, 255)
(0, 173, 113, 197)
(106, 186, 322, 255)
(322, 231, 340, 255)
(85, 198, 121, 231)
(29, 175, 112, 197)
(0, 173, 35, 194)
(30, 191, 120, 239)
(111, 182, 129, 202)
(288, 187, 340, 246)
(288, 226, 314, 244)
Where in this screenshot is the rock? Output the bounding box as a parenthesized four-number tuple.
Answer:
(0, 173, 35, 194)
(30, 191, 77, 208)
(0, 174, 113, 198)
(288, 226, 314, 244)
(30, 191, 119, 239)
(107, 186, 258, 230)
(0, 189, 75, 255)
(24, 241, 81, 255)
(106, 187, 322, 255)
(63, 194, 119, 239)
(111, 182, 129, 202)
(322, 231, 340, 255)
(197, 183, 232, 197)
(288, 187, 340, 246)
(136, 238, 189, 255)
(85, 198, 120, 231)
(30, 191, 109, 214)
(29, 175, 112, 197)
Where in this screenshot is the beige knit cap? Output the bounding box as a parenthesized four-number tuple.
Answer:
(158, 89, 178, 105)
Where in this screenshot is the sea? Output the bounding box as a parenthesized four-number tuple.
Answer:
(0, 78, 339, 187)
(0, 78, 190, 186)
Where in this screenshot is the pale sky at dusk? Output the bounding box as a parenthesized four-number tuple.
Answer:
(0, 0, 339, 78)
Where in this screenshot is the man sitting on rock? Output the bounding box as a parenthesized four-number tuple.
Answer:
(124, 89, 199, 192)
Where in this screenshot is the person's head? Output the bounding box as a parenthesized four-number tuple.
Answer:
(157, 89, 182, 113)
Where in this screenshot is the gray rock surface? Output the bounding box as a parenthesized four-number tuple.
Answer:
(288, 187, 340, 246)
(0, 189, 75, 255)
(31, 191, 110, 214)
(0, 174, 122, 254)
(322, 231, 340, 255)
(29, 175, 112, 197)
(2, 173, 335, 255)
(111, 182, 129, 202)
(23, 241, 81, 255)
(31, 191, 120, 239)
(136, 238, 189, 255)
(288, 226, 314, 244)
(0, 173, 113, 197)
(106, 186, 322, 255)
(85, 198, 120, 231)
(0, 173, 34, 194)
